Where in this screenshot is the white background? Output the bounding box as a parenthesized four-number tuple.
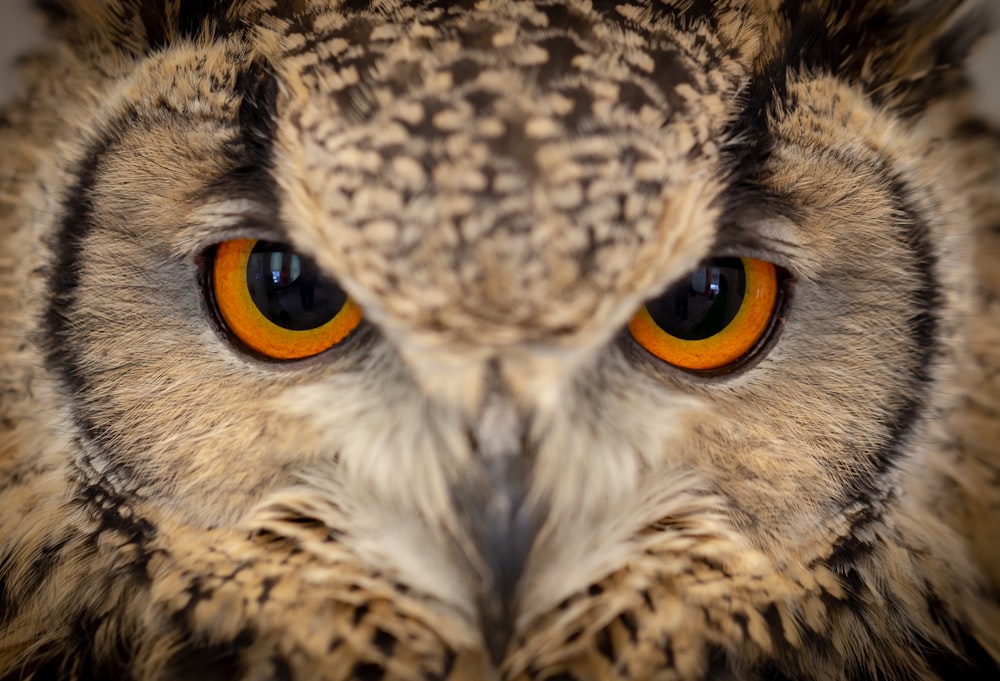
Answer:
(1, 1, 997, 119)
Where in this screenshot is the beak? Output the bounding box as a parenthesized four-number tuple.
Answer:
(452, 380, 541, 666)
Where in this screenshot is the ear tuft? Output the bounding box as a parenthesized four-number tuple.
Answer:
(765, 0, 994, 116)
(139, 0, 232, 52)
(875, 0, 994, 112)
(33, 0, 255, 55)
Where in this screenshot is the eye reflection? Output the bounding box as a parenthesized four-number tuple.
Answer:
(246, 242, 348, 332)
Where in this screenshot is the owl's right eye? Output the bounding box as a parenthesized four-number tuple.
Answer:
(211, 239, 361, 360)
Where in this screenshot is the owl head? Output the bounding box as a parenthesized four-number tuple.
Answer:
(0, 0, 998, 679)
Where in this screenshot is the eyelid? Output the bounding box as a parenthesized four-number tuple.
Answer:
(186, 201, 290, 257)
(713, 216, 809, 282)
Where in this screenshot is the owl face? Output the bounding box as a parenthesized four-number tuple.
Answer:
(1, 1, 998, 679)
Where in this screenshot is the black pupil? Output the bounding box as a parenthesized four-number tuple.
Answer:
(645, 258, 746, 341)
(245, 241, 347, 331)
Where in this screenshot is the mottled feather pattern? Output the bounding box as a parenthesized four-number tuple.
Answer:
(0, 1, 999, 680)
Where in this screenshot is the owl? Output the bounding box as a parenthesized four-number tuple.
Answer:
(0, 0, 998, 679)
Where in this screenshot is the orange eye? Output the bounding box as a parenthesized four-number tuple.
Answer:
(212, 239, 361, 360)
(629, 257, 779, 372)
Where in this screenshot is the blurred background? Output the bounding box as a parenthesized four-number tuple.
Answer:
(1, 1, 998, 118)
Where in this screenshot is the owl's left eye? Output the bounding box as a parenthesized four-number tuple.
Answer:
(628, 256, 780, 372)
(211, 239, 361, 360)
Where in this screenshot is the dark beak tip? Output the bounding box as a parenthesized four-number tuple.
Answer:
(484, 630, 510, 669)
(478, 595, 515, 667)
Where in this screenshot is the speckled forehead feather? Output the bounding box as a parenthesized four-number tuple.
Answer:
(264, 1, 754, 348)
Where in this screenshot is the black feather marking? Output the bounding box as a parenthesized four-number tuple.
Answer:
(32, 0, 70, 24)
(846, 173, 940, 496)
(20, 536, 72, 601)
(172, 0, 240, 43)
(0, 609, 137, 681)
(43, 112, 128, 449)
(922, 584, 1000, 678)
(922, 629, 1000, 679)
(372, 628, 396, 658)
(164, 629, 254, 681)
(271, 656, 293, 681)
(350, 662, 386, 681)
(206, 60, 282, 213)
